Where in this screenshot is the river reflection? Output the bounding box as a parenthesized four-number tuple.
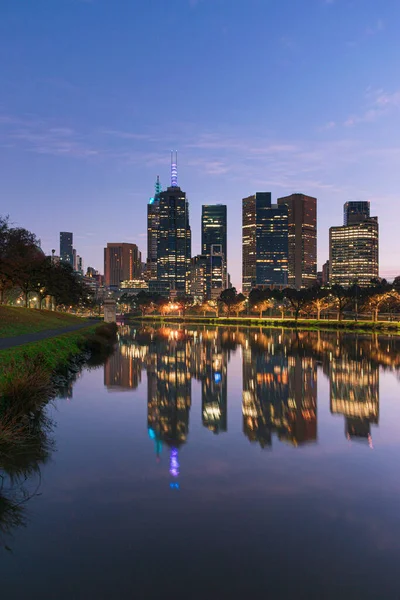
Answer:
(106, 326, 398, 456)
(2, 325, 400, 599)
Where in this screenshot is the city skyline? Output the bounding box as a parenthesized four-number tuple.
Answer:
(1, 0, 399, 287)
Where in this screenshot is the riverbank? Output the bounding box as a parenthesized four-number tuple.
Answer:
(0, 306, 90, 338)
(131, 314, 400, 333)
(0, 322, 117, 449)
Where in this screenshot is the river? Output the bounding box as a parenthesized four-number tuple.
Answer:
(1, 324, 400, 599)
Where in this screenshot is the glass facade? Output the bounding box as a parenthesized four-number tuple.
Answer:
(201, 205, 227, 298)
(277, 193, 317, 289)
(60, 231, 73, 266)
(242, 193, 289, 292)
(343, 201, 370, 226)
(157, 186, 192, 294)
(329, 217, 379, 287)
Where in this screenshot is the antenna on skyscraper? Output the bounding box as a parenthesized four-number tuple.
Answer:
(171, 150, 178, 187)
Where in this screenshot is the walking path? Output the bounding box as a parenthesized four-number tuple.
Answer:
(0, 321, 99, 352)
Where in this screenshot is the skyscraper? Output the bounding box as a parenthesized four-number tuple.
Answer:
(189, 255, 208, 302)
(242, 192, 288, 293)
(344, 201, 370, 225)
(156, 153, 191, 295)
(201, 204, 227, 298)
(329, 202, 379, 287)
(104, 243, 142, 288)
(146, 176, 162, 281)
(277, 193, 317, 289)
(60, 232, 73, 266)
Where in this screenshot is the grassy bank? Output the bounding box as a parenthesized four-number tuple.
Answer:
(0, 323, 117, 449)
(0, 306, 88, 338)
(132, 314, 400, 333)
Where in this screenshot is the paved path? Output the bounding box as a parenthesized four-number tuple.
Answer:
(0, 321, 100, 352)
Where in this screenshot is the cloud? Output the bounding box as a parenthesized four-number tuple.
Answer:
(366, 19, 384, 36)
(344, 87, 400, 127)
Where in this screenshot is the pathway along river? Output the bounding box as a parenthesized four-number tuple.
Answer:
(1, 324, 400, 599)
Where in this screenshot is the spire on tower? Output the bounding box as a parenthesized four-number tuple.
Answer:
(171, 150, 178, 187)
(155, 175, 162, 196)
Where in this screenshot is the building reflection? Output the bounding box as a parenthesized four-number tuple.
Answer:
(330, 353, 379, 444)
(242, 334, 317, 448)
(103, 325, 400, 455)
(104, 343, 146, 391)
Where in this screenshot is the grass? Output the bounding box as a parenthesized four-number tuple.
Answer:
(133, 314, 400, 333)
(0, 306, 88, 338)
(0, 323, 117, 451)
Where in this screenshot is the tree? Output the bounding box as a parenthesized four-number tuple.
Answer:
(363, 280, 397, 322)
(249, 288, 274, 319)
(283, 288, 311, 321)
(305, 286, 333, 320)
(219, 288, 246, 317)
(135, 291, 155, 316)
(330, 285, 350, 321)
(175, 294, 193, 317)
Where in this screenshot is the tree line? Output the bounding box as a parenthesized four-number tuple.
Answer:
(120, 279, 400, 322)
(0, 216, 92, 310)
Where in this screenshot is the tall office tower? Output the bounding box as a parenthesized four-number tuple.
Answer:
(189, 255, 208, 302)
(72, 248, 77, 271)
(156, 153, 191, 295)
(201, 204, 227, 297)
(147, 176, 162, 281)
(277, 193, 317, 289)
(329, 202, 379, 287)
(60, 232, 73, 266)
(104, 243, 142, 288)
(344, 201, 370, 225)
(77, 256, 83, 276)
(242, 192, 288, 294)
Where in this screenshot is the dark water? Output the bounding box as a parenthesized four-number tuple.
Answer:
(1, 325, 400, 600)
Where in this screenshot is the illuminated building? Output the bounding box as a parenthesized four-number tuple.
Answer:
(277, 193, 317, 288)
(60, 231, 73, 266)
(147, 176, 162, 281)
(344, 201, 370, 225)
(120, 279, 149, 293)
(329, 202, 379, 287)
(156, 153, 192, 295)
(104, 243, 142, 288)
(242, 192, 288, 293)
(189, 255, 207, 302)
(209, 244, 226, 300)
(202, 204, 227, 298)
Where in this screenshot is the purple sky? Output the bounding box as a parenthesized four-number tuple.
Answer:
(1, 0, 399, 288)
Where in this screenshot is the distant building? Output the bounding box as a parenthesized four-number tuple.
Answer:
(190, 255, 207, 302)
(277, 193, 317, 288)
(60, 232, 73, 266)
(209, 244, 226, 300)
(322, 260, 330, 285)
(329, 202, 379, 287)
(120, 279, 149, 294)
(147, 176, 162, 281)
(202, 205, 227, 297)
(242, 192, 288, 293)
(77, 255, 83, 275)
(156, 153, 191, 295)
(104, 243, 142, 288)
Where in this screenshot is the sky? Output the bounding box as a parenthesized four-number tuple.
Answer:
(1, 0, 399, 288)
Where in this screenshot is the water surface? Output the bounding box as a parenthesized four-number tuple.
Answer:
(1, 325, 400, 600)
